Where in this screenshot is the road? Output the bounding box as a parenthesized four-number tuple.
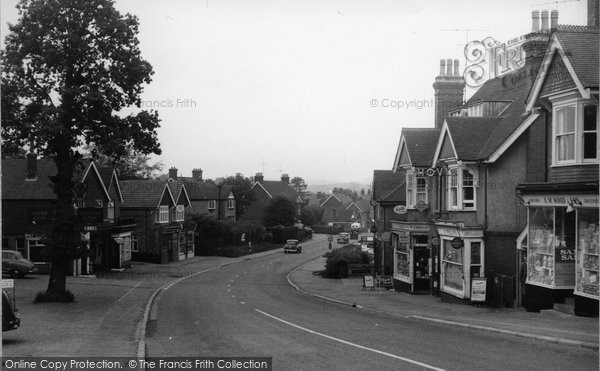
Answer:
(146, 235, 597, 370)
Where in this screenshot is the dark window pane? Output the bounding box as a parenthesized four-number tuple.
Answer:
(583, 133, 597, 159)
(584, 105, 597, 131)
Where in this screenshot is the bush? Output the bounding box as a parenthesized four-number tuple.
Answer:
(322, 245, 369, 278)
(192, 215, 265, 256)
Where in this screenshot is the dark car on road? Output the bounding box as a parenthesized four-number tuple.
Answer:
(2, 250, 37, 278)
(283, 239, 302, 254)
(336, 232, 350, 244)
(2, 290, 20, 332)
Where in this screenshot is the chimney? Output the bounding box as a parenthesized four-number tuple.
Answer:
(254, 172, 264, 183)
(281, 174, 290, 184)
(26, 152, 37, 179)
(589, 0, 599, 27)
(532, 10, 540, 33)
(541, 10, 549, 32)
(168, 167, 178, 180)
(439, 59, 446, 75)
(550, 10, 559, 31)
(192, 168, 203, 181)
(433, 59, 465, 129)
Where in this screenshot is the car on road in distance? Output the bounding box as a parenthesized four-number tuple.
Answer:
(283, 239, 302, 254)
(2, 250, 37, 278)
(336, 232, 350, 244)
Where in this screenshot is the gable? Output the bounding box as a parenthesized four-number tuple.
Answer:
(159, 187, 173, 207)
(438, 133, 457, 160)
(539, 53, 577, 98)
(320, 195, 341, 208)
(398, 143, 411, 167)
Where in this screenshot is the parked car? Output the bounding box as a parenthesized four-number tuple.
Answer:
(336, 232, 350, 244)
(2, 250, 37, 278)
(2, 290, 20, 332)
(283, 239, 302, 254)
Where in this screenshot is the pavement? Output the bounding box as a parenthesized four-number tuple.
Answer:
(2, 244, 598, 359)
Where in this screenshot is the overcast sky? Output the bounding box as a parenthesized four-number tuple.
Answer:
(0, 0, 589, 185)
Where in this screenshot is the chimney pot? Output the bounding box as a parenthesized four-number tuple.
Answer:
(453, 59, 460, 76)
(192, 168, 203, 181)
(446, 58, 453, 75)
(532, 10, 540, 33)
(168, 167, 178, 180)
(26, 152, 37, 179)
(541, 10, 549, 32)
(439, 59, 446, 75)
(551, 10, 559, 31)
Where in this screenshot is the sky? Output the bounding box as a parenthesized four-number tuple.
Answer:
(0, 0, 590, 185)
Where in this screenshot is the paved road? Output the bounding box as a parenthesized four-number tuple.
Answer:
(146, 236, 597, 370)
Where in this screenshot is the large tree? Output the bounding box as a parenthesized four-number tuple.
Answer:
(1, 0, 161, 301)
(300, 205, 324, 227)
(84, 144, 163, 179)
(290, 176, 307, 198)
(262, 196, 297, 227)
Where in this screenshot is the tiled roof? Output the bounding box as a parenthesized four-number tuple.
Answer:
(183, 181, 233, 200)
(120, 180, 171, 208)
(255, 180, 298, 201)
(167, 181, 185, 204)
(402, 128, 441, 167)
(2, 159, 58, 199)
(372, 170, 404, 201)
(555, 28, 599, 88)
(380, 183, 406, 203)
(445, 117, 501, 160)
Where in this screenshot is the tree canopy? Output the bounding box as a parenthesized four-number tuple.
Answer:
(1, 0, 161, 300)
(290, 176, 307, 197)
(221, 173, 256, 219)
(262, 196, 297, 227)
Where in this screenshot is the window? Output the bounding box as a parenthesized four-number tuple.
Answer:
(105, 201, 115, 221)
(446, 166, 477, 210)
(175, 205, 184, 221)
(442, 239, 464, 293)
(406, 169, 427, 207)
(553, 101, 598, 165)
(208, 200, 216, 210)
(227, 199, 234, 209)
(131, 235, 139, 252)
(332, 209, 337, 218)
(155, 205, 169, 223)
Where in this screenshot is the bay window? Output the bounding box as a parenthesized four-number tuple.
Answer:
(406, 169, 427, 207)
(155, 205, 169, 223)
(175, 205, 185, 221)
(446, 165, 477, 211)
(552, 100, 598, 165)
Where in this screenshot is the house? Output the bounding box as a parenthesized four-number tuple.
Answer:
(345, 197, 373, 231)
(243, 173, 302, 225)
(1, 155, 133, 274)
(371, 170, 405, 276)
(515, 24, 599, 316)
(169, 167, 237, 221)
(319, 193, 354, 230)
(391, 128, 440, 294)
(119, 179, 195, 263)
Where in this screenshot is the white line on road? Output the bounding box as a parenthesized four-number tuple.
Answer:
(255, 309, 445, 371)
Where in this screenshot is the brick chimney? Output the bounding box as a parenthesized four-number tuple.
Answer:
(26, 152, 37, 179)
(192, 168, 203, 181)
(532, 10, 540, 33)
(550, 10, 559, 31)
(589, 0, 599, 27)
(281, 174, 290, 184)
(432, 59, 465, 129)
(541, 10, 549, 32)
(254, 172, 264, 183)
(169, 167, 178, 180)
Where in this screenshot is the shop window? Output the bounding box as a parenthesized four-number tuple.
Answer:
(395, 238, 411, 282)
(527, 207, 576, 288)
(27, 239, 47, 262)
(155, 205, 169, 224)
(208, 200, 216, 210)
(442, 239, 464, 294)
(552, 101, 598, 165)
(575, 209, 599, 299)
(471, 242, 481, 278)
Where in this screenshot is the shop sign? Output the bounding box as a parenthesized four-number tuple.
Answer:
(436, 226, 483, 238)
(398, 232, 410, 243)
(2, 279, 14, 289)
(431, 237, 440, 246)
(471, 278, 487, 302)
(522, 194, 599, 207)
(393, 205, 407, 215)
(450, 237, 464, 249)
(84, 226, 97, 231)
(363, 276, 374, 290)
(391, 223, 431, 232)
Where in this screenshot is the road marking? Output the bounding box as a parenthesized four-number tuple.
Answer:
(255, 309, 445, 371)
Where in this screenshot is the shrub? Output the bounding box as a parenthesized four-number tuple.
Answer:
(323, 245, 369, 278)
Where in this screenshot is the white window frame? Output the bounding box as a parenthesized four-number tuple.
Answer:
(406, 170, 414, 207)
(208, 200, 216, 210)
(155, 205, 169, 224)
(105, 200, 115, 222)
(446, 164, 477, 211)
(406, 168, 428, 208)
(440, 237, 485, 299)
(552, 98, 599, 166)
(131, 235, 139, 252)
(227, 199, 235, 210)
(175, 205, 185, 221)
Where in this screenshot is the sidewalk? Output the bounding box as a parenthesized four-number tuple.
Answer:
(2, 250, 280, 358)
(288, 257, 599, 350)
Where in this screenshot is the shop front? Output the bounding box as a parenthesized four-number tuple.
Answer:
(391, 222, 434, 294)
(518, 190, 599, 316)
(434, 223, 485, 304)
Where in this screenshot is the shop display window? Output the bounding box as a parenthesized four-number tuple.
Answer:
(527, 207, 576, 288)
(395, 241, 410, 280)
(575, 209, 599, 298)
(442, 239, 464, 292)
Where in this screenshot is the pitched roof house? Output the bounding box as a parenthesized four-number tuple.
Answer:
(242, 173, 301, 225)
